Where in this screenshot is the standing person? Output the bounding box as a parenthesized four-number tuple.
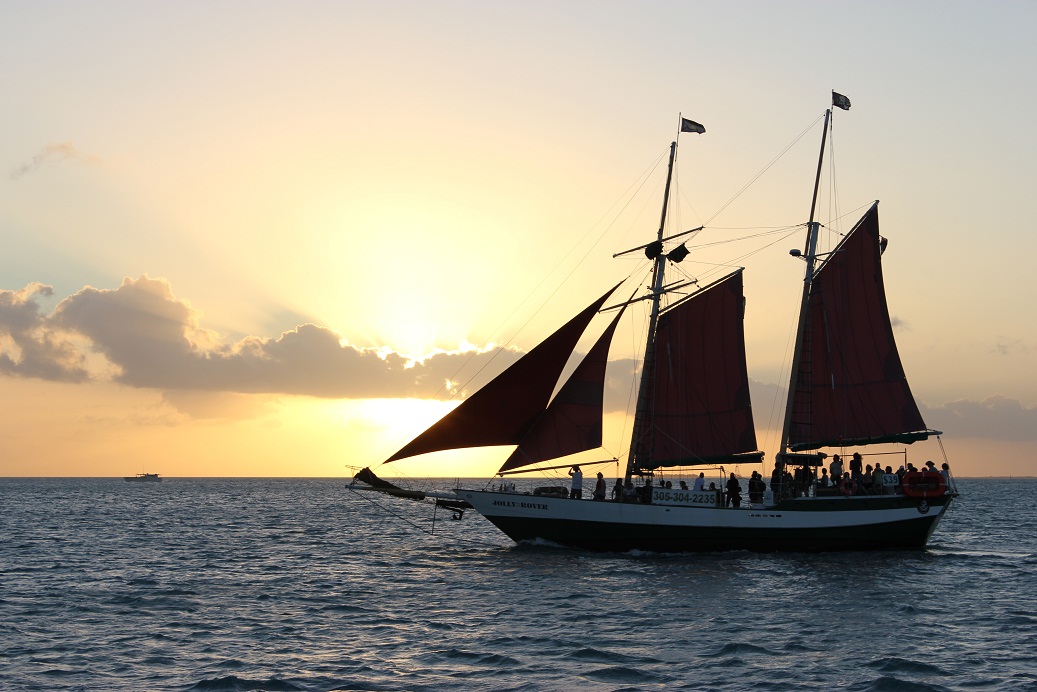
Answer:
(693, 472, 705, 491)
(770, 462, 784, 499)
(612, 477, 624, 501)
(593, 472, 607, 501)
(568, 465, 583, 499)
(748, 471, 764, 504)
(830, 455, 844, 483)
(726, 472, 742, 508)
(849, 452, 863, 483)
(872, 464, 884, 494)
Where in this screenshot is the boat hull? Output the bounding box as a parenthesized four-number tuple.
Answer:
(453, 489, 953, 552)
(124, 474, 161, 482)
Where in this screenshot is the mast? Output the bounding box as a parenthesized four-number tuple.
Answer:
(626, 140, 677, 480)
(779, 107, 832, 456)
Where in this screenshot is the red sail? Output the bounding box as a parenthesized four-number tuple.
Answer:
(383, 285, 619, 463)
(497, 307, 625, 473)
(633, 270, 762, 469)
(787, 203, 930, 451)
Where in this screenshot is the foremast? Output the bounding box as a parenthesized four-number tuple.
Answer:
(625, 141, 678, 481)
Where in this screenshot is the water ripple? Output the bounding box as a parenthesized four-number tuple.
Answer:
(0, 477, 1033, 691)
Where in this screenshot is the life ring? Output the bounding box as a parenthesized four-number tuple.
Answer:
(901, 471, 946, 498)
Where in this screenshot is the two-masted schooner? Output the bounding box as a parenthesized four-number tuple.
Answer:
(350, 95, 956, 552)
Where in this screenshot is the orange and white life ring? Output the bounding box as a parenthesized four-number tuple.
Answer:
(901, 471, 946, 498)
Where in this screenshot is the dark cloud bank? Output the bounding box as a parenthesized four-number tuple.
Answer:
(0, 277, 1031, 441)
(0, 276, 529, 399)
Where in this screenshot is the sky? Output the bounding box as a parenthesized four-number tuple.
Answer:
(2, 1, 1035, 478)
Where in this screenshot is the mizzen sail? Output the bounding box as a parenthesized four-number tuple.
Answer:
(786, 203, 933, 451)
(383, 284, 620, 463)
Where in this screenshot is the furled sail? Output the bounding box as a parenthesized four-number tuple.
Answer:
(786, 203, 932, 451)
(497, 306, 625, 473)
(630, 270, 763, 470)
(383, 284, 620, 463)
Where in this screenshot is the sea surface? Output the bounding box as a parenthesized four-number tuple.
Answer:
(1, 477, 1035, 691)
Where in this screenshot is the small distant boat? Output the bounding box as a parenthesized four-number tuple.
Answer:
(124, 473, 161, 483)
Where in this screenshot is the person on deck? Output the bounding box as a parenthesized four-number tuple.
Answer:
(612, 478, 624, 501)
(860, 465, 874, 494)
(693, 472, 705, 491)
(593, 472, 607, 501)
(830, 455, 844, 483)
(849, 453, 863, 483)
(770, 462, 784, 500)
(818, 468, 830, 488)
(568, 465, 583, 499)
(726, 473, 742, 508)
(641, 478, 654, 504)
(840, 472, 858, 497)
(622, 479, 637, 503)
(748, 471, 765, 504)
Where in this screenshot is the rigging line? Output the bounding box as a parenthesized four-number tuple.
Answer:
(414, 150, 669, 409)
(348, 487, 509, 549)
(828, 118, 841, 239)
(707, 227, 804, 270)
(704, 113, 826, 227)
(348, 485, 437, 535)
(692, 225, 805, 247)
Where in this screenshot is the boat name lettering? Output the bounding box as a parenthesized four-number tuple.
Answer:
(492, 500, 549, 511)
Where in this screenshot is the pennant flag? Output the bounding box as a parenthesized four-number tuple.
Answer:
(832, 91, 851, 110)
(680, 118, 705, 134)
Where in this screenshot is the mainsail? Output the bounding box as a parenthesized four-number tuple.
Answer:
(630, 270, 763, 470)
(786, 203, 934, 451)
(383, 284, 620, 463)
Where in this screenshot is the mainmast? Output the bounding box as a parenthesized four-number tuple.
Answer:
(779, 104, 834, 457)
(625, 140, 677, 480)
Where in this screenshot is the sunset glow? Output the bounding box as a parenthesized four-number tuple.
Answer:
(2, 2, 1036, 478)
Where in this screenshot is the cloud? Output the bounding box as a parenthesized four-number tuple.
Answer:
(6, 276, 1037, 446)
(10, 142, 100, 179)
(0, 283, 89, 381)
(920, 396, 1037, 442)
(32, 275, 524, 398)
(992, 337, 1027, 357)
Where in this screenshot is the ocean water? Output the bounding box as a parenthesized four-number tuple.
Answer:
(1, 477, 1035, 691)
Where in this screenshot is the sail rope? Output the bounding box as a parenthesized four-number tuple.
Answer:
(446, 149, 669, 384)
(347, 485, 512, 549)
(370, 153, 670, 467)
(700, 113, 825, 227)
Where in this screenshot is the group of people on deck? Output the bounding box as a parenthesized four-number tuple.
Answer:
(561, 455, 953, 506)
(771, 453, 953, 498)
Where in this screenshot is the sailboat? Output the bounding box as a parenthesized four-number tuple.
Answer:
(350, 95, 957, 552)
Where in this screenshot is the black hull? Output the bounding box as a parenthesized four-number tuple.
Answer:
(485, 514, 941, 552)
